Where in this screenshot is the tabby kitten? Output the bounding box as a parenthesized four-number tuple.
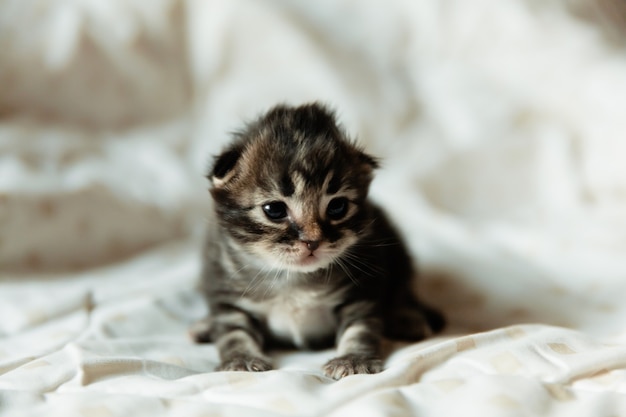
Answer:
(194, 103, 444, 379)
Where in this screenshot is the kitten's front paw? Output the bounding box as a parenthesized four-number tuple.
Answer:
(323, 354, 383, 380)
(217, 355, 273, 373)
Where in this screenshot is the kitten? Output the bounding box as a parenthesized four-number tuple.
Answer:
(193, 103, 444, 379)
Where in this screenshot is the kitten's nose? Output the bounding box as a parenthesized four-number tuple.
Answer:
(303, 240, 320, 252)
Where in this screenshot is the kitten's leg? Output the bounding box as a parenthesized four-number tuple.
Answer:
(189, 317, 214, 343)
(421, 302, 446, 334)
(204, 307, 273, 372)
(385, 298, 446, 341)
(216, 329, 273, 372)
(323, 303, 384, 380)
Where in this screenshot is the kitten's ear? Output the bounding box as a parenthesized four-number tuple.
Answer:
(209, 146, 243, 188)
(358, 151, 380, 172)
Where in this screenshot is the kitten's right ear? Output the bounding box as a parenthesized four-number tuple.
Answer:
(208, 146, 243, 188)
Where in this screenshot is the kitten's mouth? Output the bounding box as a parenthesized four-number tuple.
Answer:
(276, 245, 341, 272)
(299, 252, 319, 265)
(287, 251, 329, 272)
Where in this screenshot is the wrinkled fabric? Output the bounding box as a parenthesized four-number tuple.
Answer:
(1, 0, 626, 416)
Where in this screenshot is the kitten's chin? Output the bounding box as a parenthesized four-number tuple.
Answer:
(269, 250, 339, 273)
(288, 254, 332, 273)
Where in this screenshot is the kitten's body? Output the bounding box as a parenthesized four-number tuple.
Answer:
(195, 103, 444, 379)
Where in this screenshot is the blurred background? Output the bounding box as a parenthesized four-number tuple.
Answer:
(1, 0, 625, 332)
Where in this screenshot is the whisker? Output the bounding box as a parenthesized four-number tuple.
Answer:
(351, 234, 399, 248)
(354, 241, 399, 249)
(264, 267, 283, 299)
(335, 257, 360, 287)
(341, 250, 385, 276)
(325, 263, 333, 285)
(241, 265, 271, 299)
(340, 254, 377, 278)
(351, 219, 377, 239)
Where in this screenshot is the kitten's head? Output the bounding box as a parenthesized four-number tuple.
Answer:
(208, 103, 378, 273)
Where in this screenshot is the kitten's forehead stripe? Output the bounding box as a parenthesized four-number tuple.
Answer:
(292, 171, 307, 196)
(279, 172, 295, 197)
(327, 173, 342, 195)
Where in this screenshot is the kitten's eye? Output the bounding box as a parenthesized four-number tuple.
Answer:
(262, 201, 288, 220)
(327, 197, 349, 220)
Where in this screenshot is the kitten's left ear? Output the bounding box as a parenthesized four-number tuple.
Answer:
(358, 151, 380, 172)
(208, 145, 243, 188)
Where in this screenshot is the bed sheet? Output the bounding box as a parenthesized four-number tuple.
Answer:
(2, 0, 626, 416)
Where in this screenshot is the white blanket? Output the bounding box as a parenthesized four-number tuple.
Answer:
(2, 0, 626, 416)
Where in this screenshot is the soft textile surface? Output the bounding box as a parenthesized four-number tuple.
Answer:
(2, 0, 626, 416)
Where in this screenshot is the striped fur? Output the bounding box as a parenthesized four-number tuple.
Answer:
(194, 103, 444, 379)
